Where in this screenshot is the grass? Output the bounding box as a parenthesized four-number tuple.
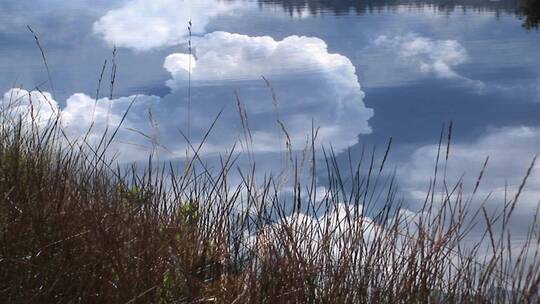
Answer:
(0, 91, 539, 303)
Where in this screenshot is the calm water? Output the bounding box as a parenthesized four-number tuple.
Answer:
(0, 0, 539, 224)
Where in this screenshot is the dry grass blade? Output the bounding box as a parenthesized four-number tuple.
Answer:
(0, 92, 538, 303)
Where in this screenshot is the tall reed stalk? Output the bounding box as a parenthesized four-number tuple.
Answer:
(0, 96, 538, 303)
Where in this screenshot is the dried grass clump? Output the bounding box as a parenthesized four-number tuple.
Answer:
(0, 94, 539, 303)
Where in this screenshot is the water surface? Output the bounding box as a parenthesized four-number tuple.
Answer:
(0, 0, 539, 223)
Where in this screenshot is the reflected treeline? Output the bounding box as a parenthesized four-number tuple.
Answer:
(256, 0, 539, 29)
(520, 0, 540, 28)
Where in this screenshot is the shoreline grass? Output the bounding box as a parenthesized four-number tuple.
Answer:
(0, 100, 538, 303)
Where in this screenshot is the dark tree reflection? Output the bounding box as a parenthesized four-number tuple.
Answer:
(520, 0, 540, 29)
(255, 0, 539, 29)
(258, 0, 517, 15)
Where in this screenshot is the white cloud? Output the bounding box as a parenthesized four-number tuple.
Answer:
(61, 93, 160, 150)
(163, 31, 373, 152)
(1, 32, 373, 159)
(0, 89, 161, 161)
(400, 126, 540, 217)
(93, 0, 241, 51)
(253, 202, 379, 259)
(375, 34, 484, 90)
(0, 88, 59, 125)
(164, 32, 359, 83)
